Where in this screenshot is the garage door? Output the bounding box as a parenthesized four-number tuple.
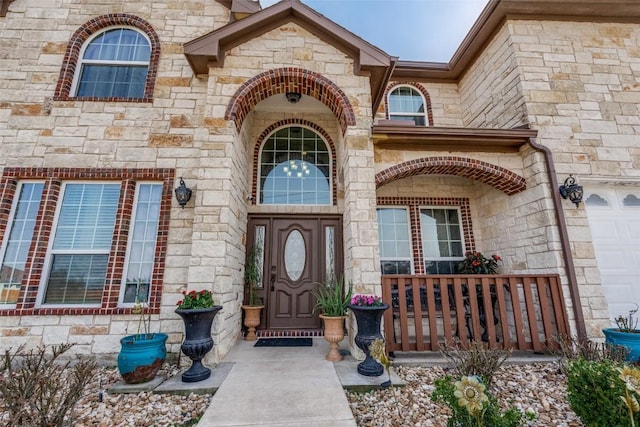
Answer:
(585, 186, 640, 322)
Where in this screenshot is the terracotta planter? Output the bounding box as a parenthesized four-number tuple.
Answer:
(176, 306, 222, 382)
(320, 314, 347, 361)
(242, 305, 264, 341)
(349, 304, 390, 377)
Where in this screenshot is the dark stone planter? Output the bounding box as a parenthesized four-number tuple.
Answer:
(348, 303, 390, 377)
(603, 327, 640, 363)
(176, 306, 222, 382)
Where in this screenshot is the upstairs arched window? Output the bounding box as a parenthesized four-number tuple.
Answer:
(259, 126, 331, 205)
(388, 85, 427, 126)
(72, 27, 151, 99)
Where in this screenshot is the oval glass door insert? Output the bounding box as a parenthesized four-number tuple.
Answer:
(284, 230, 305, 281)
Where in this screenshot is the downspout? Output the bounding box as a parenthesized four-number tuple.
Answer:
(528, 138, 588, 341)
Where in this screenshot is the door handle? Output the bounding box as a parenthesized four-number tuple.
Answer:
(270, 266, 276, 291)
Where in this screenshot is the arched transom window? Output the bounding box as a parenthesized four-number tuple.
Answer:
(259, 126, 331, 205)
(72, 27, 151, 99)
(388, 85, 427, 126)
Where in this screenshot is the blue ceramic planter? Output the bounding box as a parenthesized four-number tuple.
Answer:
(603, 328, 640, 362)
(118, 332, 168, 384)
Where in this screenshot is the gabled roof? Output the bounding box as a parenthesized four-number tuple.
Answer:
(393, 0, 640, 82)
(184, 0, 397, 114)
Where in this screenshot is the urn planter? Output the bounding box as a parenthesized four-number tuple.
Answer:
(242, 305, 264, 341)
(320, 314, 347, 362)
(603, 328, 640, 363)
(176, 305, 222, 383)
(118, 332, 168, 384)
(348, 303, 390, 377)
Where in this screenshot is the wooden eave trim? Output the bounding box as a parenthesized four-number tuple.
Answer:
(1, 0, 14, 17)
(184, 0, 392, 75)
(392, 0, 640, 83)
(372, 125, 538, 153)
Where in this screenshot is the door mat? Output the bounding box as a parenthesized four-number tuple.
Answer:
(254, 337, 313, 347)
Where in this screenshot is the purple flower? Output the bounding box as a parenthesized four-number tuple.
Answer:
(350, 294, 383, 307)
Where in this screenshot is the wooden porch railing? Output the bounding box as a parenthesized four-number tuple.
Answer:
(381, 274, 571, 353)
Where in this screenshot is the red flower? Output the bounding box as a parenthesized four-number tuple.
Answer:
(176, 300, 183, 306)
(182, 290, 186, 295)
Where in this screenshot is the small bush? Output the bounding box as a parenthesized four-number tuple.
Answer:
(440, 341, 511, 387)
(432, 375, 534, 427)
(567, 358, 636, 427)
(555, 334, 628, 374)
(0, 343, 97, 427)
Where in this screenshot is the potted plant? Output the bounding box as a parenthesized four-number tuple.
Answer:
(603, 304, 640, 363)
(348, 294, 390, 376)
(175, 289, 223, 382)
(458, 251, 501, 274)
(118, 289, 168, 384)
(311, 276, 353, 361)
(242, 246, 264, 341)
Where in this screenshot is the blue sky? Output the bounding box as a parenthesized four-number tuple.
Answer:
(259, 0, 490, 62)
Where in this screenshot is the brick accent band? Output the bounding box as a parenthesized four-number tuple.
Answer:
(375, 156, 526, 195)
(225, 67, 356, 135)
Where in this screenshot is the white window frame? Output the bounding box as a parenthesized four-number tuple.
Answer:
(420, 206, 466, 272)
(70, 26, 151, 98)
(257, 125, 333, 206)
(36, 181, 120, 308)
(119, 182, 162, 307)
(377, 206, 414, 275)
(0, 181, 44, 308)
(387, 84, 428, 126)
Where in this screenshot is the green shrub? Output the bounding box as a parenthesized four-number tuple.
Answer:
(432, 375, 534, 427)
(567, 358, 638, 427)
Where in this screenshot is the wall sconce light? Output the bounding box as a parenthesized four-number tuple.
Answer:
(174, 177, 192, 208)
(559, 175, 583, 207)
(285, 92, 302, 104)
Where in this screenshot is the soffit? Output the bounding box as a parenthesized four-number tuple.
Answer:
(372, 124, 538, 153)
(393, 0, 640, 83)
(184, 0, 396, 115)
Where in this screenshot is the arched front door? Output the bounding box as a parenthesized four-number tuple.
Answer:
(246, 214, 342, 330)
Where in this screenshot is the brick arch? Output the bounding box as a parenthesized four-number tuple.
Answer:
(384, 82, 434, 126)
(376, 156, 526, 195)
(225, 68, 356, 135)
(251, 119, 338, 205)
(54, 14, 161, 102)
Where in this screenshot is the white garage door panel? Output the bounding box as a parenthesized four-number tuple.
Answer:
(586, 187, 640, 321)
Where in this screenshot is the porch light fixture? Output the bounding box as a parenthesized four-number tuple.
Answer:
(174, 177, 192, 208)
(559, 175, 583, 207)
(285, 92, 301, 104)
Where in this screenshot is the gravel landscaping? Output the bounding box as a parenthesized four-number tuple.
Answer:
(2, 361, 582, 426)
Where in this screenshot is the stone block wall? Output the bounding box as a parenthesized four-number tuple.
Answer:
(508, 20, 640, 337)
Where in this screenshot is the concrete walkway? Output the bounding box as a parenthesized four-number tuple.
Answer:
(197, 338, 376, 426)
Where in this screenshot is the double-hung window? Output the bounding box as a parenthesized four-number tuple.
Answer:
(42, 183, 121, 305)
(0, 183, 44, 305)
(420, 208, 464, 274)
(377, 207, 413, 274)
(376, 199, 471, 275)
(73, 28, 151, 99)
(388, 86, 427, 126)
(0, 169, 169, 313)
(122, 183, 163, 304)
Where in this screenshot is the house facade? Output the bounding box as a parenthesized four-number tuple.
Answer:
(0, 0, 638, 362)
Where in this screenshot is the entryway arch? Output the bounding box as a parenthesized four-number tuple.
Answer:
(375, 156, 527, 195)
(225, 67, 356, 135)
